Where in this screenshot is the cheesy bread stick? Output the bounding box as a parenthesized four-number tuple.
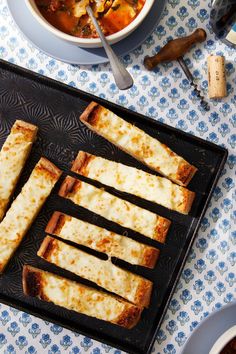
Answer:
(46, 212, 159, 268)
(23, 265, 142, 329)
(59, 177, 171, 242)
(72, 151, 195, 214)
(0, 120, 38, 221)
(0, 158, 61, 273)
(38, 236, 153, 307)
(80, 102, 197, 186)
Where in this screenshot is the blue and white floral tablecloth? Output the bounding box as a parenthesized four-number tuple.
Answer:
(0, 0, 235, 353)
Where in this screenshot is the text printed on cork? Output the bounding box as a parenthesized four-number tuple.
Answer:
(207, 55, 227, 99)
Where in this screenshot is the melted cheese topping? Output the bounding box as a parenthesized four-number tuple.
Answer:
(77, 153, 191, 213)
(90, 107, 190, 182)
(53, 214, 151, 266)
(73, 0, 90, 18)
(39, 237, 148, 305)
(0, 158, 60, 272)
(93, 0, 107, 13)
(65, 179, 165, 239)
(38, 270, 128, 322)
(0, 121, 37, 221)
(73, 0, 107, 18)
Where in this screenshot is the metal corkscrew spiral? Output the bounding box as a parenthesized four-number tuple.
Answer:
(143, 28, 210, 111)
(177, 57, 210, 111)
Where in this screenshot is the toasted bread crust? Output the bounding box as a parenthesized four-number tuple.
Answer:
(135, 279, 153, 308)
(142, 247, 160, 268)
(23, 265, 142, 328)
(22, 265, 42, 297)
(154, 217, 171, 243)
(36, 157, 62, 181)
(58, 176, 78, 198)
(45, 211, 68, 235)
(80, 103, 115, 143)
(37, 236, 56, 259)
(0, 199, 8, 222)
(115, 304, 142, 329)
(12, 120, 38, 141)
(0, 259, 8, 273)
(180, 189, 196, 214)
(177, 162, 198, 187)
(80, 101, 100, 126)
(72, 151, 94, 175)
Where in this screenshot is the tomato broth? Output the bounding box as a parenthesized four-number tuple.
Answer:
(35, 0, 146, 38)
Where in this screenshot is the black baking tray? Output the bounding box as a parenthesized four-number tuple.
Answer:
(0, 59, 227, 354)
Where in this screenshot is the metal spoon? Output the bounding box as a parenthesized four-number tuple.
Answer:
(86, 5, 133, 90)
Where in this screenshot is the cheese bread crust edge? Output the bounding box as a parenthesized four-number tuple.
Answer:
(155, 218, 170, 243)
(176, 162, 197, 187)
(22, 265, 142, 329)
(58, 176, 170, 243)
(142, 246, 159, 270)
(58, 175, 77, 198)
(181, 189, 196, 215)
(37, 157, 62, 181)
(79, 102, 197, 187)
(38, 236, 153, 308)
(72, 151, 195, 215)
(46, 211, 159, 269)
(71, 151, 93, 175)
(37, 235, 55, 260)
(12, 120, 38, 141)
(45, 211, 67, 235)
(80, 101, 100, 128)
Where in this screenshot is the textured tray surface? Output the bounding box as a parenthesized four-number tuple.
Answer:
(0, 60, 227, 354)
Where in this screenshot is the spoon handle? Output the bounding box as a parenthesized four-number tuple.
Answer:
(86, 6, 133, 90)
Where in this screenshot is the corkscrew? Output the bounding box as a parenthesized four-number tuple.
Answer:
(144, 29, 210, 111)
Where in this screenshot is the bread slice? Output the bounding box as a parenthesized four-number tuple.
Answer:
(23, 265, 142, 329)
(80, 102, 197, 186)
(38, 236, 153, 307)
(59, 177, 170, 242)
(0, 158, 61, 273)
(0, 120, 38, 221)
(72, 151, 195, 214)
(46, 212, 159, 268)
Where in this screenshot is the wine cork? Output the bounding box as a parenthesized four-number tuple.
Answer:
(207, 55, 227, 99)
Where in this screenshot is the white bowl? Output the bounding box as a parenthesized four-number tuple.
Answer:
(209, 325, 236, 354)
(25, 0, 155, 48)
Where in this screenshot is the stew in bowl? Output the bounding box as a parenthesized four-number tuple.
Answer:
(35, 0, 146, 39)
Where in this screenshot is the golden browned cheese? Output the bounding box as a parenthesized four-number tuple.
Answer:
(59, 176, 171, 242)
(80, 102, 197, 186)
(0, 120, 38, 221)
(0, 158, 61, 273)
(46, 211, 159, 268)
(23, 265, 142, 329)
(72, 151, 195, 214)
(38, 236, 153, 307)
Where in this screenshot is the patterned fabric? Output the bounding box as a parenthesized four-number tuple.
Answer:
(0, 0, 235, 353)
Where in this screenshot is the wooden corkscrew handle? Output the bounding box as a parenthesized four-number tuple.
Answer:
(144, 28, 207, 70)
